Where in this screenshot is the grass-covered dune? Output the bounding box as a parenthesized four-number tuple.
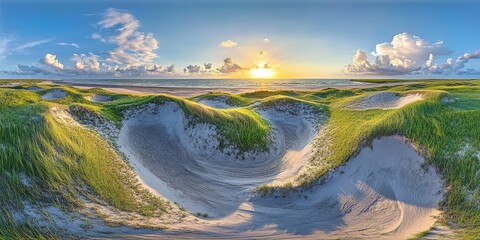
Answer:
(0, 83, 275, 238)
(0, 80, 480, 238)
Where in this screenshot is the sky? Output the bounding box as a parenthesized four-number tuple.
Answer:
(1, 0, 480, 79)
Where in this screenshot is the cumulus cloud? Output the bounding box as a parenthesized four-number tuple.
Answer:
(218, 57, 243, 73)
(1, 64, 52, 75)
(58, 42, 80, 48)
(219, 40, 238, 48)
(183, 64, 201, 73)
(99, 8, 159, 66)
(182, 63, 217, 74)
(71, 53, 100, 72)
(258, 50, 268, 57)
(344, 32, 480, 75)
(106, 64, 173, 76)
(4, 52, 175, 77)
(0, 8, 180, 78)
(41, 53, 64, 70)
(165, 64, 175, 73)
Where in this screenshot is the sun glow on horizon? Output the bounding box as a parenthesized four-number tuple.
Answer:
(249, 61, 275, 78)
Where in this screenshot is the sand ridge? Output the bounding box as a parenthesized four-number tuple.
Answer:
(111, 100, 443, 239)
(49, 98, 445, 239)
(124, 136, 443, 239)
(41, 89, 67, 100)
(350, 92, 423, 110)
(86, 94, 113, 103)
(117, 101, 324, 217)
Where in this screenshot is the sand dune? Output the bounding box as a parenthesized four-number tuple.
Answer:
(198, 99, 234, 109)
(117, 101, 323, 217)
(122, 136, 443, 239)
(86, 94, 113, 103)
(350, 92, 423, 110)
(41, 89, 66, 100)
(27, 86, 43, 91)
(111, 100, 443, 239)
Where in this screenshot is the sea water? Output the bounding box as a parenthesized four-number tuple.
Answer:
(58, 78, 371, 89)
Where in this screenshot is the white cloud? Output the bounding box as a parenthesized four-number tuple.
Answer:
(58, 42, 80, 48)
(0, 37, 12, 58)
(218, 57, 243, 73)
(1, 9, 180, 77)
(263, 38, 270, 43)
(71, 53, 100, 72)
(183, 63, 216, 74)
(219, 40, 238, 48)
(99, 8, 159, 66)
(41, 53, 64, 70)
(343, 32, 480, 75)
(2, 64, 51, 75)
(372, 33, 450, 66)
(183, 64, 202, 73)
(13, 39, 52, 52)
(91, 33, 106, 42)
(0, 37, 51, 58)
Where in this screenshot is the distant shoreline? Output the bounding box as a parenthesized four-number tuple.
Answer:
(47, 79, 417, 97)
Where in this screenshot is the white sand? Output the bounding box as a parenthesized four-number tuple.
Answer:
(86, 94, 113, 103)
(350, 92, 423, 110)
(41, 89, 66, 100)
(50, 106, 83, 128)
(198, 99, 234, 109)
(117, 102, 323, 218)
(114, 136, 443, 239)
(58, 98, 444, 239)
(0, 82, 21, 88)
(27, 86, 43, 91)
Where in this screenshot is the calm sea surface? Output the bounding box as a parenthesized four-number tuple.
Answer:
(59, 79, 371, 89)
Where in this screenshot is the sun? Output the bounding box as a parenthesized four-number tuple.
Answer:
(249, 61, 275, 78)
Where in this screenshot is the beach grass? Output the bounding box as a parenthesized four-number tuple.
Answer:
(0, 80, 480, 238)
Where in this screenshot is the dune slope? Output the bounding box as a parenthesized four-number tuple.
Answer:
(117, 101, 322, 217)
(122, 136, 443, 239)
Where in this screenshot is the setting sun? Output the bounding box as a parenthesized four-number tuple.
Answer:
(249, 61, 275, 78)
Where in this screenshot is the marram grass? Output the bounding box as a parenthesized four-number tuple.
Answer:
(0, 80, 480, 238)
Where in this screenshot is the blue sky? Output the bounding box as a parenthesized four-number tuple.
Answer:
(1, 0, 480, 79)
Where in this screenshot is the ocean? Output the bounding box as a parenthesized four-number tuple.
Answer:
(57, 78, 371, 89)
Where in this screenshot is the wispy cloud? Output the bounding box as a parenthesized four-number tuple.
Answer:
(0, 37, 51, 58)
(58, 42, 80, 48)
(98, 8, 159, 66)
(0, 37, 13, 58)
(13, 39, 52, 51)
(91, 33, 106, 43)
